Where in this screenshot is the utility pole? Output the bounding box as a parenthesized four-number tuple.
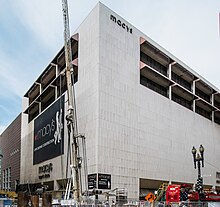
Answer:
(61, 0, 81, 202)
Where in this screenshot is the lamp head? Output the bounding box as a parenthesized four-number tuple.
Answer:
(199, 145, 204, 153)
(192, 146, 197, 169)
(192, 146, 197, 155)
(199, 144, 205, 167)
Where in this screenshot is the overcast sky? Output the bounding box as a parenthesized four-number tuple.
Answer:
(0, 0, 220, 134)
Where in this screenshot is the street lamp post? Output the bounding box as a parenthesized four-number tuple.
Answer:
(191, 145, 204, 194)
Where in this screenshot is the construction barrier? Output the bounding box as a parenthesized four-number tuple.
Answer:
(42, 193, 52, 207)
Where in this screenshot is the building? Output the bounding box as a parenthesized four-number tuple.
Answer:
(0, 149, 3, 189)
(20, 3, 220, 199)
(0, 114, 21, 192)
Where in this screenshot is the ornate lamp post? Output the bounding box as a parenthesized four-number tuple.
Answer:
(191, 145, 204, 194)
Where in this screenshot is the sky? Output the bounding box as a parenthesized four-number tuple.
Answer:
(0, 0, 220, 134)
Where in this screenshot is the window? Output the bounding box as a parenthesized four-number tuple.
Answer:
(216, 172, 220, 184)
(214, 116, 220, 125)
(171, 72, 191, 91)
(195, 106, 211, 120)
(3, 167, 11, 191)
(195, 88, 210, 103)
(214, 100, 220, 109)
(140, 52, 167, 76)
(140, 75, 168, 98)
(172, 93, 192, 110)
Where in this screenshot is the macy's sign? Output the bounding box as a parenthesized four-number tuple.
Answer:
(110, 14, 132, 34)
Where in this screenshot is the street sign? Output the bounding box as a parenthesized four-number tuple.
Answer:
(88, 174, 97, 189)
(98, 173, 111, 189)
(145, 192, 155, 203)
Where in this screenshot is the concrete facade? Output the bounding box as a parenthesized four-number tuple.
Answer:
(20, 3, 220, 199)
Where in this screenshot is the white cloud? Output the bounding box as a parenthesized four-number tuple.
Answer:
(0, 53, 29, 98)
(8, 0, 100, 53)
(10, 0, 63, 53)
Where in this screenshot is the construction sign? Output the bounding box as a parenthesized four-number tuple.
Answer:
(145, 192, 156, 202)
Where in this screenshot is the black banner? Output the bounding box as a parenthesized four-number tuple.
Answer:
(88, 174, 97, 189)
(98, 173, 111, 189)
(33, 96, 64, 165)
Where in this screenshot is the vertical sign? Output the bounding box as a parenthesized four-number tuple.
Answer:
(216, 172, 220, 184)
(98, 173, 111, 189)
(88, 174, 97, 189)
(33, 96, 64, 164)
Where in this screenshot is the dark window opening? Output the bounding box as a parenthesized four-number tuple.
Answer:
(172, 93, 192, 110)
(28, 104, 40, 123)
(41, 87, 56, 112)
(171, 72, 191, 91)
(41, 67, 57, 91)
(140, 52, 167, 76)
(195, 106, 211, 120)
(57, 52, 66, 73)
(214, 100, 220, 109)
(214, 116, 220, 125)
(140, 75, 168, 98)
(195, 88, 210, 103)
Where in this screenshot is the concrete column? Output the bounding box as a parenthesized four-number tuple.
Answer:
(192, 79, 199, 112)
(39, 102, 41, 113)
(192, 80, 196, 94)
(55, 86, 58, 99)
(211, 93, 214, 105)
(193, 99, 196, 112)
(212, 111, 215, 122)
(168, 63, 172, 79)
(168, 61, 176, 80)
(211, 93, 219, 122)
(168, 62, 176, 100)
(169, 85, 172, 100)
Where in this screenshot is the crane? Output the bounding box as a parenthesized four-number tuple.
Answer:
(61, 0, 86, 203)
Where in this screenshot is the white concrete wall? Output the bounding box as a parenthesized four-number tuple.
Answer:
(74, 3, 100, 175)
(97, 3, 220, 199)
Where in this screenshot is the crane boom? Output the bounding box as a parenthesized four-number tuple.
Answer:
(61, 0, 81, 202)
